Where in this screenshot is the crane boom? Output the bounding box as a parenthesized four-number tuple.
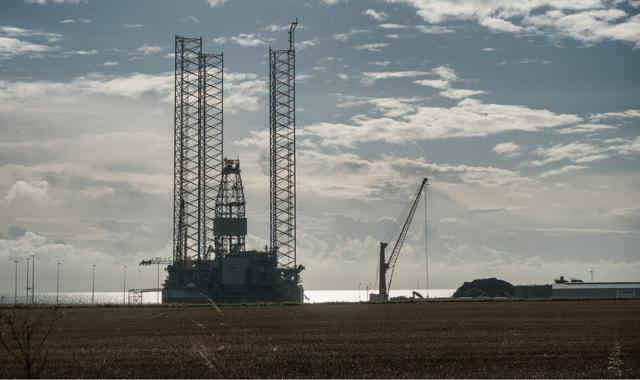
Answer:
(376, 178, 428, 301)
(139, 257, 173, 266)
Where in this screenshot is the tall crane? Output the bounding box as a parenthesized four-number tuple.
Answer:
(374, 178, 428, 302)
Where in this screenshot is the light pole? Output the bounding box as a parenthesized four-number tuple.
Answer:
(26, 257, 30, 304)
(123, 265, 127, 304)
(14, 260, 18, 304)
(157, 262, 160, 304)
(31, 254, 35, 304)
(424, 183, 429, 298)
(92, 264, 96, 303)
(358, 283, 362, 302)
(56, 262, 60, 305)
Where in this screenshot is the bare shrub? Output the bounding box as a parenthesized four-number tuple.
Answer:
(0, 306, 59, 378)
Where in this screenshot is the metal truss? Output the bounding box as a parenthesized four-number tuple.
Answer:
(173, 36, 223, 263)
(200, 53, 224, 259)
(269, 20, 298, 269)
(214, 159, 246, 256)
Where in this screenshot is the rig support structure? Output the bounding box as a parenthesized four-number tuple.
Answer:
(214, 158, 247, 256)
(173, 36, 223, 263)
(269, 19, 298, 270)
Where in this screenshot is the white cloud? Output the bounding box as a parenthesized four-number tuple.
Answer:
(0, 70, 264, 113)
(530, 142, 609, 166)
(516, 58, 552, 65)
(303, 98, 580, 146)
(502, 227, 640, 236)
(320, 0, 349, 4)
(412, 65, 485, 99)
(0, 37, 55, 58)
(439, 217, 467, 224)
(539, 165, 587, 178)
(432, 65, 457, 81)
(206, 0, 225, 7)
(62, 49, 98, 56)
(439, 88, 486, 99)
(136, 44, 163, 55)
(353, 42, 389, 52)
(0, 230, 152, 291)
(59, 18, 91, 24)
(2, 180, 49, 204)
(363, 9, 388, 21)
(369, 60, 390, 67)
(181, 15, 199, 24)
(414, 78, 449, 89)
(610, 136, 640, 156)
(362, 70, 432, 85)
(415, 25, 455, 34)
(296, 150, 528, 200)
(224, 75, 267, 115)
(378, 23, 406, 29)
(389, 0, 640, 48)
(480, 17, 523, 33)
(214, 33, 273, 47)
(103, 61, 119, 67)
(493, 142, 520, 156)
(0, 26, 62, 42)
(297, 38, 321, 50)
(121, 23, 144, 28)
(589, 109, 640, 121)
(337, 73, 349, 81)
(332, 29, 369, 42)
(263, 24, 290, 32)
(24, 0, 85, 4)
(555, 123, 615, 134)
(379, 23, 454, 34)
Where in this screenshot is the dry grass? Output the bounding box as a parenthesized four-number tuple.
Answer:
(1, 299, 639, 378)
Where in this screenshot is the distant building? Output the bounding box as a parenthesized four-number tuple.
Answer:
(552, 282, 640, 299)
(515, 276, 640, 299)
(514, 284, 552, 298)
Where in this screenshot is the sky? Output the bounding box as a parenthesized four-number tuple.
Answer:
(0, 0, 639, 294)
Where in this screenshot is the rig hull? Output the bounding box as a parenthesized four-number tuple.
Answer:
(162, 250, 304, 304)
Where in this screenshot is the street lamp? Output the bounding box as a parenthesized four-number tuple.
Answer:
(56, 262, 61, 305)
(358, 283, 362, 302)
(123, 265, 127, 304)
(92, 264, 96, 303)
(157, 262, 161, 304)
(26, 257, 30, 304)
(31, 254, 35, 304)
(14, 260, 18, 304)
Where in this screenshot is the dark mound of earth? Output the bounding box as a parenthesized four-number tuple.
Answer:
(453, 278, 515, 298)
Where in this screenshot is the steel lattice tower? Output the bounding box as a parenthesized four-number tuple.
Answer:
(214, 159, 246, 256)
(200, 53, 224, 259)
(174, 36, 223, 263)
(269, 20, 298, 269)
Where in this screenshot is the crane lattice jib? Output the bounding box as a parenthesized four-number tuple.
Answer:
(387, 177, 428, 291)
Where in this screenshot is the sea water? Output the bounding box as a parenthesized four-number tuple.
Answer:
(0, 289, 455, 305)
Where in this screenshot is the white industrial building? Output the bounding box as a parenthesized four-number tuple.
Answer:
(552, 282, 640, 298)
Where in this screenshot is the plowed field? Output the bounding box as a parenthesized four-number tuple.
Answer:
(1, 300, 639, 378)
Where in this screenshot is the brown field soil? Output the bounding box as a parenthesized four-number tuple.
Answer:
(1, 299, 639, 378)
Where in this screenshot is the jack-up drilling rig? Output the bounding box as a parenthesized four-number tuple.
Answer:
(370, 178, 428, 302)
(159, 21, 303, 304)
